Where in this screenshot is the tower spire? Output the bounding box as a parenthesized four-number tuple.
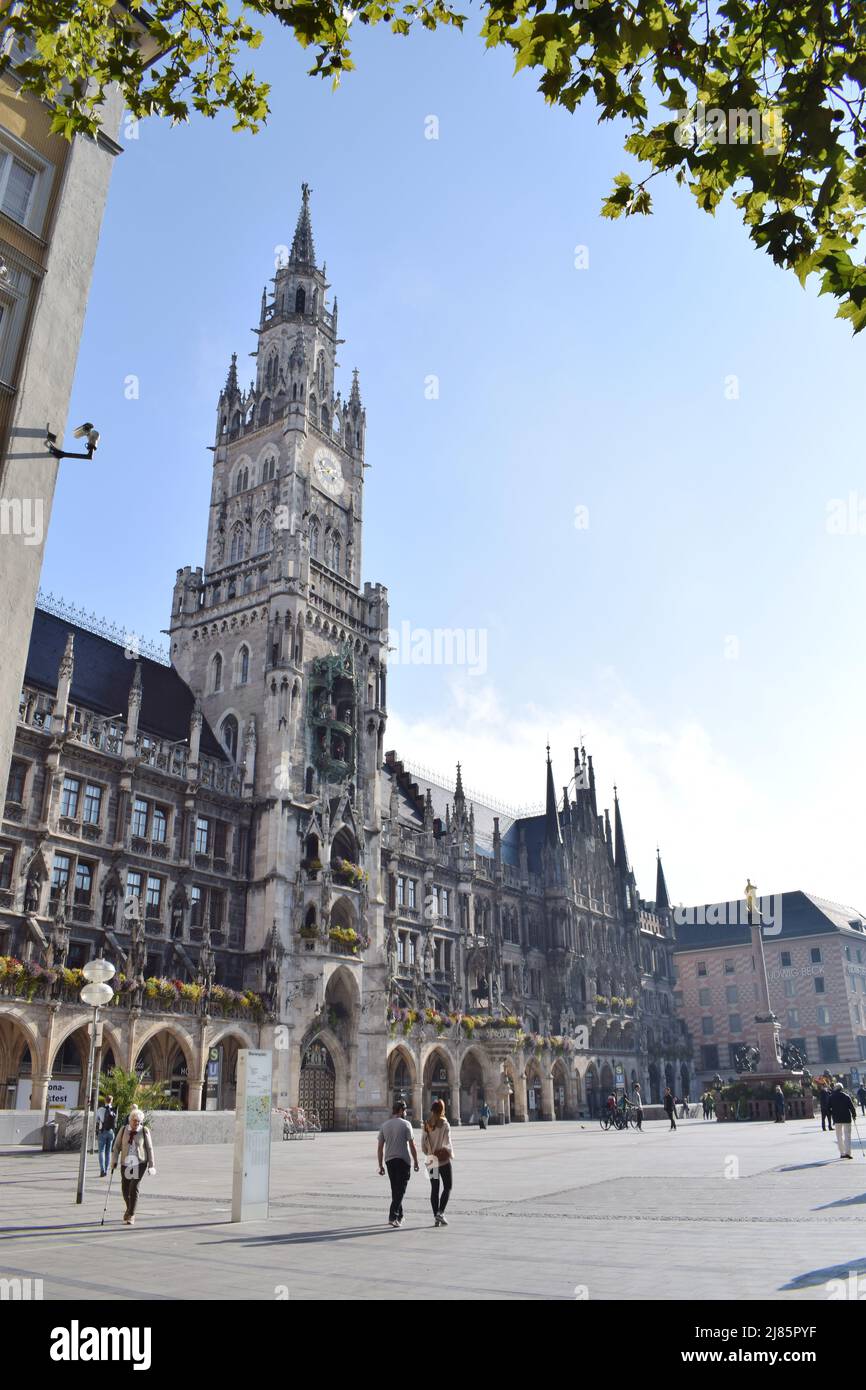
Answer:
(613, 785, 630, 875)
(290, 182, 316, 268)
(223, 351, 238, 398)
(545, 746, 561, 846)
(655, 848, 671, 917)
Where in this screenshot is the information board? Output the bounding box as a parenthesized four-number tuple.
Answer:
(231, 1050, 272, 1222)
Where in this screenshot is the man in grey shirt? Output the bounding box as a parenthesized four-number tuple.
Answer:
(377, 1099, 419, 1227)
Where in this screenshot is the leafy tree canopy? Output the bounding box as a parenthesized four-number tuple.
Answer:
(3, 1, 866, 328)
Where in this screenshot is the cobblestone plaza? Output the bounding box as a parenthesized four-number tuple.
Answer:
(2, 1117, 864, 1302)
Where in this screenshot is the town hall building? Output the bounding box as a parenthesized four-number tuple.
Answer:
(0, 188, 686, 1127)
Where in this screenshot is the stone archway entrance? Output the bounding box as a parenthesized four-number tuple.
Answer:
(552, 1059, 569, 1119)
(459, 1050, 486, 1124)
(526, 1068, 543, 1120)
(585, 1064, 598, 1117)
(299, 1040, 336, 1130)
(423, 1049, 452, 1118)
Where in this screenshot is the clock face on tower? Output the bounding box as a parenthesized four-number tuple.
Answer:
(312, 449, 343, 499)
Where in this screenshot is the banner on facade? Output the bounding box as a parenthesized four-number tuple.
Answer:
(231, 1049, 272, 1223)
(16, 1079, 79, 1111)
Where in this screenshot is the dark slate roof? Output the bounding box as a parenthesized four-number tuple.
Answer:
(380, 762, 555, 869)
(26, 609, 226, 759)
(672, 890, 866, 951)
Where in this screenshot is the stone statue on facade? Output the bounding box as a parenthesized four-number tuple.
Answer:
(102, 882, 118, 930)
(263, 922, 284, 1015)
(47, 883, 70, 970)
(197, 924, 216, 1010)
(386, 928, 398, 985)
(123, 894, 147, 1001)
(24, 872, 41, 916)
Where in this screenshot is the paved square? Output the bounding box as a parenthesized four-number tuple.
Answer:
(2, 1117, 865, 1300)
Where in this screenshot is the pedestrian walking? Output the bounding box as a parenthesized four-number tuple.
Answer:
(679, 1093, 690, 1120)
(773, 1085, 786, 1123)
(827, 1082, 857, 1159)
(478, 1100, 491, 1131)
(377, 1099, 419, 1227)
(422, 1098, 455, 1227)
(664, 1087, 677, 1131)
(95, 1093, 117, 1176)
(856, 1084, 866, 1117)
(819, 1087, 834, 1132)
(707, 1093, 716, 1119)
(110, 1107, 155, 1225)
(631, 1084, 643, 1131)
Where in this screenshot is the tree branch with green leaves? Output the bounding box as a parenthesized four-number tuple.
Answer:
(3, 0, 866, 327)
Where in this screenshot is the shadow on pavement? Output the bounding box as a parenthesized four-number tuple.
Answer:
(812, 1191, 866, 1210)
(780, 1256, 866, 1291)
(777, 1161, 837, 1171)
(0, 1218, 229, 1240)
(212, 1223, 405, 1248)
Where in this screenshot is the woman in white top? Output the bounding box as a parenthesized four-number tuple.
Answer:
(421, 1098, 454, 1227)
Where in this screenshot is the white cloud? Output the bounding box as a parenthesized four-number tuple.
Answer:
(386, 673, 863, 910)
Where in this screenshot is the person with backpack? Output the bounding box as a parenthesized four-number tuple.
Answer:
(478, 1100, 491, 1131)
(827, 1082, 858, 1159)
(110, 1107, 156, 1225)
(422, 1098, 454, 1227)
(95, 1093, 117, 1177)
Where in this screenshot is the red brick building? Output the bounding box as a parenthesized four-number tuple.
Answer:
(673, 892, 866, 1087)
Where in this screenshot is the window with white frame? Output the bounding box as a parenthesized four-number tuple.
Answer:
(83, 783, 103, 825)
(60, 776, 80, 819)
(0, 148, 37, 225)
(126, 869, 143, 898)
(132, 797, 149, 838)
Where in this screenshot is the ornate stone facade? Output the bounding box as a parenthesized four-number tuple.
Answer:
(0, 188, 687, 1126)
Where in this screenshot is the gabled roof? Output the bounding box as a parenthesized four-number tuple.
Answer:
(25, 608, 226, 759)
(672, 890, 866, 950)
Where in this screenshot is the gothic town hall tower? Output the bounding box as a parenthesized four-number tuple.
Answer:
(169, 187, 391, 1127)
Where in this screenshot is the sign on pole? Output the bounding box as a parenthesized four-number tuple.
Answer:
(232, 1049, 273, 1223)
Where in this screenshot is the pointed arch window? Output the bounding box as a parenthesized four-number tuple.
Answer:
(256, 516, 272, 554)
(317, 353, 325, 395)
(332, 533, 341, 572)
(262, 454, 276, 482)
(265, 350, 278, 390)
(258, 398, 271, 427)
(234, 466, 249, 495)
(237, 645, 250, 686)
(221, 715, 239, 760)
(211, 653, 223, 692)
(295, 285, 306, 314)
(309, 517, 320, 559)
(309, 392, 317, 423)
(321, 404, 330, 432)
(229, 525, 245, 564)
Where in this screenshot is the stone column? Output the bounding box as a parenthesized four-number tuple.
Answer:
(411, 1080, 423, 1126)
(512, 1069, 528, 1122)
(541, 1069, 556, 1121)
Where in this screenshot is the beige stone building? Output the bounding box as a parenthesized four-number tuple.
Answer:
(0, 9, 158, 809)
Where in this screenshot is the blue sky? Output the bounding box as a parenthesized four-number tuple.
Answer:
(42, 18, 866, 909)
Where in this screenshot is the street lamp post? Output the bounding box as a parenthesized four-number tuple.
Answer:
(75, 958, 115, 1205)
